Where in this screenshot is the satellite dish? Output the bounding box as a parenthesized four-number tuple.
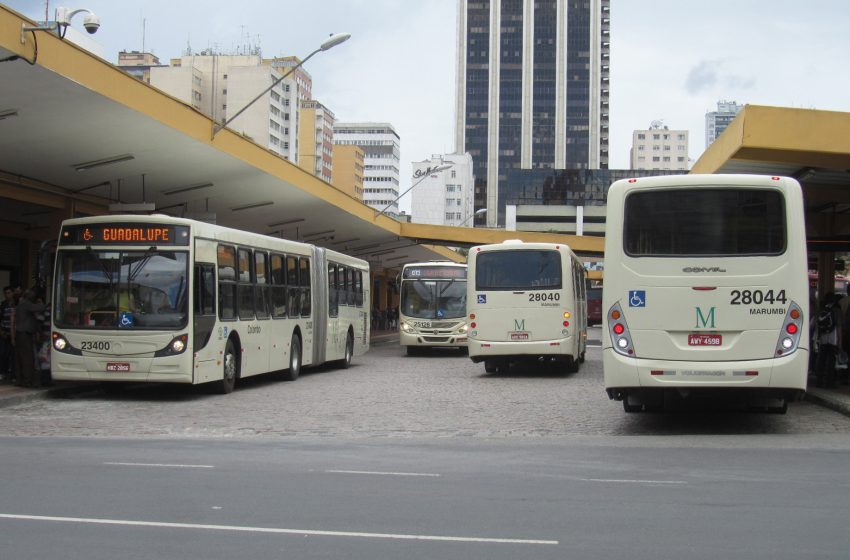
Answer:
(650, 119, 663, 129)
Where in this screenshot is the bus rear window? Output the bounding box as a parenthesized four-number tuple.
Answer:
(624, 189, 786, 256)
(476, 250, 562, 290)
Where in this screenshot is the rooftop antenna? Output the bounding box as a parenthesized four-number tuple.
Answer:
(141, 17, 146, 53)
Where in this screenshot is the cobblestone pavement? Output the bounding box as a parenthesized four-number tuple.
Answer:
(2, 330, 849, 439)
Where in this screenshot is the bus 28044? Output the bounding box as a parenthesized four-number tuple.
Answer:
(602, 174, 808, 414)
(51, 215, 370, 394)
(466, 240, 588, 374)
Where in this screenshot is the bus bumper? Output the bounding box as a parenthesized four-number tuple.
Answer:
(400, 330, 468, 347)
(468, 336, 575, 362)
(51, 355, 193, 383)
(603, 347, 809, 397)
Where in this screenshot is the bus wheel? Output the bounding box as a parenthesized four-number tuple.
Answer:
(767, 398, 788, 414)
(565, 357, 579, 374)
(216, 340, 238, 394)
(339, 331, 354, 369)
(484, 359, 503, 374)
(279, 334, 301, 381)
(406, 346, 419, 357)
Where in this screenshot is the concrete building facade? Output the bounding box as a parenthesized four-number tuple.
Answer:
(411, 153, 475, 227)
(298, 100, 335, 183)
(331, 144, 365, 201)
(333, 123, 401, 217)
(630, 123, 689, 171)
(455, 0, 611, 227)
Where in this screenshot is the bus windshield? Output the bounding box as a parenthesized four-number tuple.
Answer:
(475, 250, 562, 290)
(54, 250, 189, 329)
(401, 279, 466, 319)
(624, 188, 786, 257)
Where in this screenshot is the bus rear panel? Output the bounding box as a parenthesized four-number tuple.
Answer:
(602, 175, 809, 412)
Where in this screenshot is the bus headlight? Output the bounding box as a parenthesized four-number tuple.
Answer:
(154, 334, 189, 357)
(458, 324, 468, 334)
(400, 321, 414, 333)
(53, 336, 67, 351)
(52, 332, 82, 355)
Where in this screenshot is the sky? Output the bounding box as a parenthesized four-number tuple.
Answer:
(6, 1, 850, 213)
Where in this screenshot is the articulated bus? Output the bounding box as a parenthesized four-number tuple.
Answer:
(398, 261, 468, 354)
(50, 215, 370, 394)
(466, 240, 587, 373)
(603, 175, 808, 413)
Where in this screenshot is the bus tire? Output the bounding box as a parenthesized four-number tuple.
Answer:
(484, 359, 503, 374)
(215, 339, 238, 394)
(279, 334, 301, 381)
(406, 346, 419, 357)
(623, 397, 642, 413)
(768, 398, 788, 414)
(565, 356, 579, 374)
(339, 331, 354, 369)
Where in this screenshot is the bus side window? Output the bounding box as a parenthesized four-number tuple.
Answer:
(355, 270, 363, 307)
(217, 245, 237, 320)
(300, 257, 311, 317)
(286, 255, 300, 318)
(255, 251, 270, 320)
(347, 268, 355, 306)
(237, 248, 255, 320)
(328, 263, 338, 318)
(194, 263, 216, 316)
(270, 253, 287, 318)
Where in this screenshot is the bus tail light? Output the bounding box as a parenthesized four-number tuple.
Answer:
(607, 302, 635, 357)
(775, 301, 804, 356)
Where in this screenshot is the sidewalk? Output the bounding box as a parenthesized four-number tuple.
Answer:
(805, 383, 850, 417)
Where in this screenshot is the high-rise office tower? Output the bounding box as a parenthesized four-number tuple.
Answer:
(455, 0, 610, 226)
(705, 100, 743, 149)
(333, 123, 401, 217)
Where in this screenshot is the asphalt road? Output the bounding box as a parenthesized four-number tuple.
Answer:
(1, 436, 849, 559)
(2, 330, 850, 558)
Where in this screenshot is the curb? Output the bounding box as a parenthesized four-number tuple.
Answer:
(805, 388, 850, 418)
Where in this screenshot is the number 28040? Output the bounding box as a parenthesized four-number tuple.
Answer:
(529, 292, 560, 302)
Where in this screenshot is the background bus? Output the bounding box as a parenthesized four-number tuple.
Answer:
(587, 279, 603, 326)
(51, 215, 370, 394)
(398, 261, 468, 354)
(603, 174, 808, 413)
(466, 240, 587, 374)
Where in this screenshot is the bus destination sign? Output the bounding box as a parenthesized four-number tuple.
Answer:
(403, 266, 467, 280)
(60, 224, 190, 246)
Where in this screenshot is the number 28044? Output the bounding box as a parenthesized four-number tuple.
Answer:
(729, 289, 786, 305)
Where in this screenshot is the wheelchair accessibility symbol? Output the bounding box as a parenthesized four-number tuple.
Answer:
(119, 312, 135, 328)
(629, 290, 646, 308)
(477, 294, 487, 304)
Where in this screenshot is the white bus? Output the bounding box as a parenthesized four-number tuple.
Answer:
(50, 215, 370, 394)
(466, 240, 588, 373)
(398, 261, 468, 354)
(603, 174, 808, 413)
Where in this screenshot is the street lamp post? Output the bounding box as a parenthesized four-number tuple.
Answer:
(458, 207, 487, 227)
(211, 32, 351, 140)
(374, 163, 454, 220)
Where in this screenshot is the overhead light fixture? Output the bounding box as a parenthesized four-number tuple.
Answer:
(369, 249, 396, 257)
(73, 154, 135, 172)
(0, 109, 18, 121)
(268, 218, 306, 227)
(163, 182, 214, 195)
(349, 242, 381, 252)
(332, 237, 361, 245)
(302, 229, 335, 239)
(231, 201, 274, 212)
(793, 167, 817, 182)
(385, 255, 410, 261)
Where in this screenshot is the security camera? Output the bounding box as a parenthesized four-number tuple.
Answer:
(82, 12, 100, 34)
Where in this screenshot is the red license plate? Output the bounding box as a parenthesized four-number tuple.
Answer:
(688, 334, 722, 346)
(106, 362, 130, 372)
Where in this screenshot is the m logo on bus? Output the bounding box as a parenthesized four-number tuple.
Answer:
(695, 306, 716, 329)
(514, 319, 526, 331)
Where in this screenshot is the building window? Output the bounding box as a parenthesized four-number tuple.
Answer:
(637, 133, 645, 140)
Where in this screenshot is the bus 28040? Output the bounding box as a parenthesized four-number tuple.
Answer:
(602, 174, 808, 414)
(51, 215, 370, 394)
(466, 240, 588, 374)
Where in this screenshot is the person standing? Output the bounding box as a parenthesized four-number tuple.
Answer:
(0, 286, 15, 381)
(13, 287, 46, 388)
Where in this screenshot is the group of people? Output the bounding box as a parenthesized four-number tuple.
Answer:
(812, 291, 850, 388)
(0, 284, 50, 389)
(371, 307, 398, 331)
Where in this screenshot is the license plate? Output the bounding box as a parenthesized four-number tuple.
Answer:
(510, 332, 529, 340)
(688, 334, 722, 346)
(106, 362, 130, 372)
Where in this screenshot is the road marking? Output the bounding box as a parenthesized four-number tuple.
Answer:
(325, 469, 441, 477)
(582, 478, 687, 485)
(103, 462, 214, 469)
(0, 514, 558, 545)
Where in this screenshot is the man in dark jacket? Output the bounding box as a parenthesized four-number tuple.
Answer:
(13, 287, 46, 388)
